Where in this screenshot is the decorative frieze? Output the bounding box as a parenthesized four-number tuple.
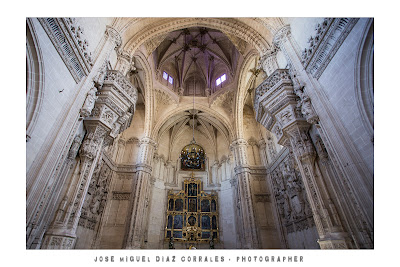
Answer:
(301, 18, 359, 79)
(112, 191, 131, 200)
(103, 70, 138, 107)
(38, 18, 93, 83)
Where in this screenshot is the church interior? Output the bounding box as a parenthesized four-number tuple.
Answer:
(26, 17, 374, 249)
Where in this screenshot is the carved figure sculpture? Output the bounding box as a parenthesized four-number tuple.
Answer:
(80, 87, 98, 117)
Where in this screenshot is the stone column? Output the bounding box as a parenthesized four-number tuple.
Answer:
(26, 25, 124, 249)
(286, 124, 349, 249)
(124, 137, 157, 249)
(42, 124, 108, 248)
(42, 69, 138, 249)
(254, 68, 350, 249)
(272, 23, 373, 240)
(230, 139, 259, 249)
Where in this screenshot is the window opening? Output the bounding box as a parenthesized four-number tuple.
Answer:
(163, 71, 174, 85)
(216, 73, 226, 86)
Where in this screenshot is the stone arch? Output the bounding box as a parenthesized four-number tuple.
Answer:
(151, 102, 234, 144)
(132, 50, 154, 138)
(355, 19, 374, 138)
(234, 50, 259, 139)
(26, 18, 45, 141)
(120, 18, 272, 57)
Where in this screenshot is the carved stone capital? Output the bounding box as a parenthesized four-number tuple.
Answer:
(231, 138, 248, 148)
(273, 25, 291, 49)
(106, 26, 122, 49)
(259, 46, 279, 75)
(102, 70, 138, 105)
(139, 137, 157, 148)
(115, 50, 132, 76)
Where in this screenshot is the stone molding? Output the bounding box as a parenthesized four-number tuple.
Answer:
(103, 70, 138, 106)
(38, 18, 93, 83)
(112, 191, 131, 201)
(301, 18, 359, 79)
(124, 18, 270, 56)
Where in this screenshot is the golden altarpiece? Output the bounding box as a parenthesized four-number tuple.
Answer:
(164, 142, 219, 247)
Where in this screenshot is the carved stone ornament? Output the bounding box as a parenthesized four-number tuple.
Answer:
(301, 18, 358, 78)
(106, 26, 122, 50)
(38, 18, 93, 83)
(259, 46, 279, 75)
(272, 25, 290, 49)
(68, 134, 83, 159)
(290, 71, 319, 124)
(79, 127, 107, 160)
(103, 70, 138, 104)
(80, 87, 98, 118)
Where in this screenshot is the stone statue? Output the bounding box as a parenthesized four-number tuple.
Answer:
(68, 135, 83, 159)
(80, 87, 98, 117)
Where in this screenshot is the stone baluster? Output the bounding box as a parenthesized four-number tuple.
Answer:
(124, 137, 157, 248)
(230, 139, 259, 249)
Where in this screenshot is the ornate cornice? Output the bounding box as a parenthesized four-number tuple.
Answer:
(38, 18, 93, 83)
(272, 25, 291, 49)
(301, 18, 359, 79)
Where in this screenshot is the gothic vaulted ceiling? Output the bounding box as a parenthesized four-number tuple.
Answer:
(153, 27, 243, 96)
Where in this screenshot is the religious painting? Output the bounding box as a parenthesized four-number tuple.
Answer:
(201, 215, 211, 229)
(188, 215, 196, 226)
(188, 198, 197, 212)
(201, 199, 210, 212)
(175, 199, 183, 211)
(188, 183, 198, 196)
(174, 215, 183, 229)
(165, 177, 219, 243)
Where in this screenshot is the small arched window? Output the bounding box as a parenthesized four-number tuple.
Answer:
(215, 73, 226, 87)
(163, 71, 174, 85)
